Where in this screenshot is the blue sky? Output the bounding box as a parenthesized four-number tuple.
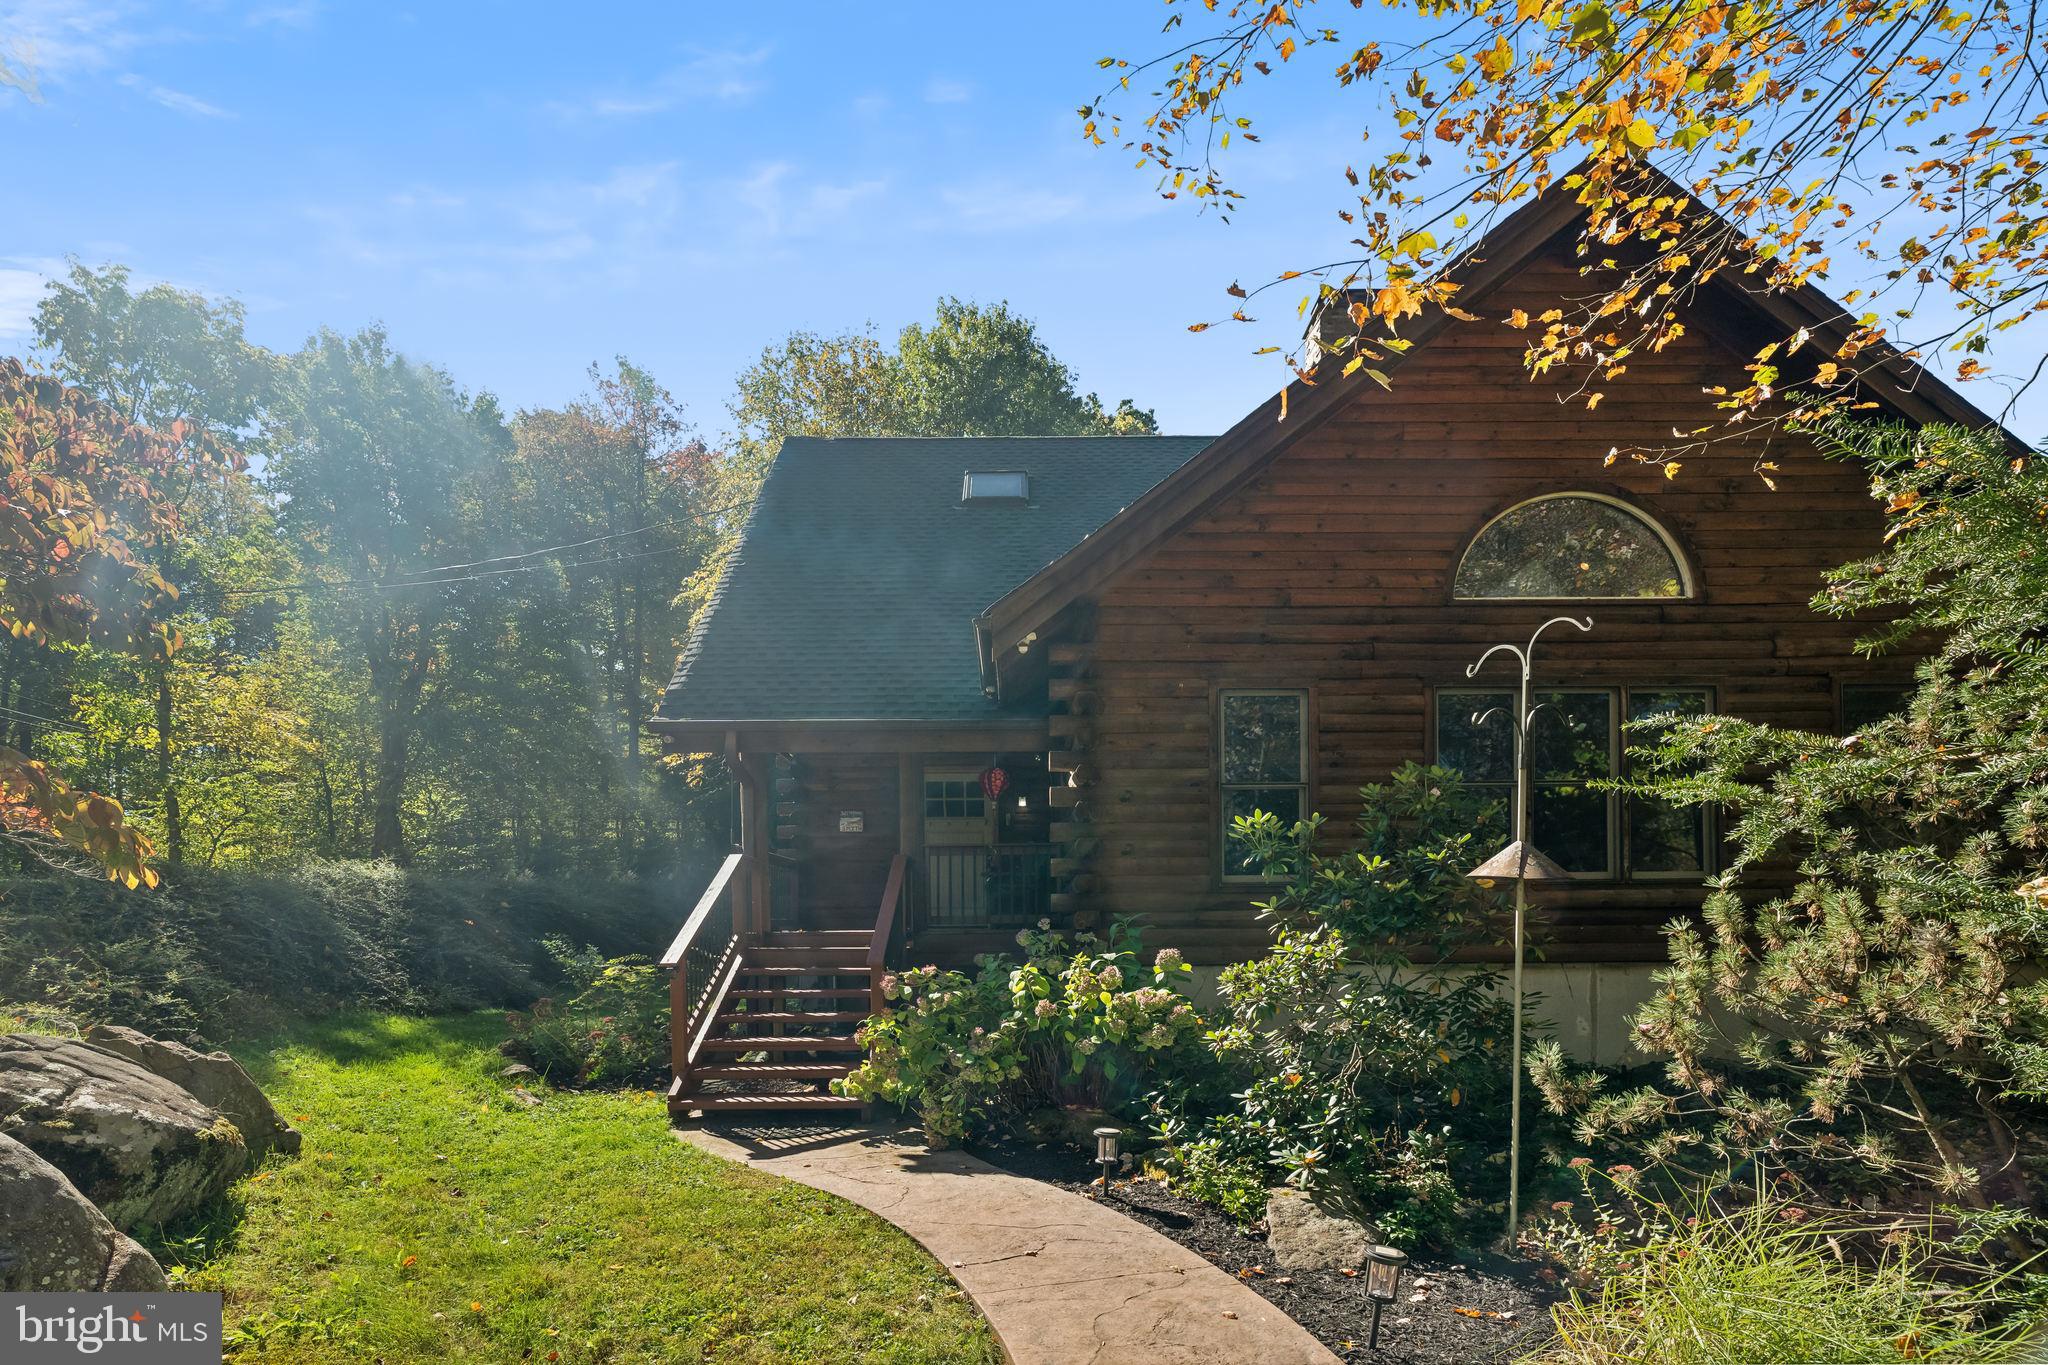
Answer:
(0, 1, 1387, 438)
(4, 2, 2042, 443)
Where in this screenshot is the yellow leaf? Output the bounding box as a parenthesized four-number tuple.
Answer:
(1625, 117, 1657, 149)
(1479, 36, 1514, 80)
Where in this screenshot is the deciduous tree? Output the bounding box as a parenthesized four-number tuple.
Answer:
(0, 359, 233, 883)
(34, 263, 277, 863)
(1087, 0, 2045, 469)
(266, 328, 505, 864)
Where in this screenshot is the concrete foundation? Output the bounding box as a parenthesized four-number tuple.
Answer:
(1184, 961, 1664, 1068)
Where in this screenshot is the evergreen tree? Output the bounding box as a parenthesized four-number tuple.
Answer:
(1534, 420, 2048, 1239)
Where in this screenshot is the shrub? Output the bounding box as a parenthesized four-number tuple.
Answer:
(1166, 1127, 1271, 1226)
(1157, 764, 1521, 1247)
(502, 939, 667, 1087)
(1532, 422, 2048, 1242)
(1526, 1168, 2036, 1365)
(835, 922, 1207, 1147)
(0, 861, 683, 1038)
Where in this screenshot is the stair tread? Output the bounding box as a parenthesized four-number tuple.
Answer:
(689, 1094, 864, 1111)
(717, 1011, 868, 1025)
(747, 951, 871, 962)
(764, 930, 874, 942)
(739, 965, 875, 976)
(697, 1035, 863, 1052)
(691, 1062, 855, 1078)
(730, 988, 872, 1000)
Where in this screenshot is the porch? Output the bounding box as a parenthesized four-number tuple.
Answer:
(747, 744, 1065, 950)
(660, 735, 1067, 1116)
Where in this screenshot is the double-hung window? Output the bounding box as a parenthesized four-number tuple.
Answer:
(1219, 690, 1308, 879)
(1434, 686, 1712, 879)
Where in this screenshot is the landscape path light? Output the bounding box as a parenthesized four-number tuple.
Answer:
(1363, 1243, 1408, 1349)
(1093, 1126, 1120, 1195)
(1463, 614, 1593, 1245)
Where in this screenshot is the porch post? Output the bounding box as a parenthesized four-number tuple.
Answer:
(724, 731, 770, 942)
(745, 764, 770, 936)
(896, 752, 920, 949)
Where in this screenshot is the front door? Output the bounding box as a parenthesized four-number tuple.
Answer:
(923, 771, 991, 926)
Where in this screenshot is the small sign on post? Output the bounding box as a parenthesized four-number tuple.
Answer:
(837, 810, 864, 833)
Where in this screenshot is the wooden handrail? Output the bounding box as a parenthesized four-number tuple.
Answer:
(661, 852, 743, 968)
(868, 852, 909, 1018)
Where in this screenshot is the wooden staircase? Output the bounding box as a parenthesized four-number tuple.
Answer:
(665, 853, 907, 1119)
(687, 931, 870, 1113)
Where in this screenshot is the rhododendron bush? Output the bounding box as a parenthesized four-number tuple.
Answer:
(834, 922, 1207, 1146)
(1156, 764, 1524, 1248)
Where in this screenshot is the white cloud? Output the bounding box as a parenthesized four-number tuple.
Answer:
(245, 1, 319, 28)
(939, 182, 1085, 232)
(0, 266, 49, 339)
(733, 160, 792, 235)
(732, 161, 886, 239)
(923, 77, 970, 104)
(0, 0, 151, 98)
(117, 71, 230, 117)
(546, 45, 769, 120)
(299, 161, 694, 283)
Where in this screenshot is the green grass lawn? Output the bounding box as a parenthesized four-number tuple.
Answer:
(150, 1012, 998, 1364)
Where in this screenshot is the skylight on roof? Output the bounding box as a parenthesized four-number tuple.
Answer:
(962, 471, 1029, 503)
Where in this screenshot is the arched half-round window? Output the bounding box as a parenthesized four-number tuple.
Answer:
(1454, 494, 1692, 600)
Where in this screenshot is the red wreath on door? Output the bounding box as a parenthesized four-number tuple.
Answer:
(980, 767, 1009, 803)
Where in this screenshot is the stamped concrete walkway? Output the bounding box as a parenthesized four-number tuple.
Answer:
(678, 1122, 1338, 1365)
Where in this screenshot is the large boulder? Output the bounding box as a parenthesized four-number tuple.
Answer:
(84, 1024, 301, 1160)
(0, 1034, 247, 1230)
(0, 1132, 167, 1291)
(1265, 1187, 1384, 1271)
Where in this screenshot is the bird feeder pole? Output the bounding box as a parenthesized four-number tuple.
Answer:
(1464, 615, 1592, 1246)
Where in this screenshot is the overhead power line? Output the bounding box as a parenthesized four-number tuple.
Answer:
(209, 495, 754, 600)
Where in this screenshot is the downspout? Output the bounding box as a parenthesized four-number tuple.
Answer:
(973, 617, 998, 700)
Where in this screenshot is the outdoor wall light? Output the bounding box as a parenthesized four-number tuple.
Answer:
(1363, 1244, 1408, 1349)
(1093, 1126, 1120, 1193)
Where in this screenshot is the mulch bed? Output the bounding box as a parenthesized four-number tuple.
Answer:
(981, 1140, 1566, 1365)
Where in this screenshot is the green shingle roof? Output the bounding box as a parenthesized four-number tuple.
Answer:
(657, 435, 1215, 724)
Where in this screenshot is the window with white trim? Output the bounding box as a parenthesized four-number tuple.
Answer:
(1455, 494, 1692, 600)
(1435, 686, 1713, 879)
(1219, 690, 1307, 878)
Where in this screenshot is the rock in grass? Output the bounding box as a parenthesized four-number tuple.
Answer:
(0, 1132, 167, 1291)
(0, 1034, 247, 1231)
(1264, 1188, 1384, 1272)
(83, 1024, 302, 1160)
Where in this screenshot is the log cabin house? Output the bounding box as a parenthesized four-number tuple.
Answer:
(650, 176, 2003, 1115)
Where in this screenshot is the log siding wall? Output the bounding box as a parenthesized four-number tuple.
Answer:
(1082, 248, 1911, 963)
